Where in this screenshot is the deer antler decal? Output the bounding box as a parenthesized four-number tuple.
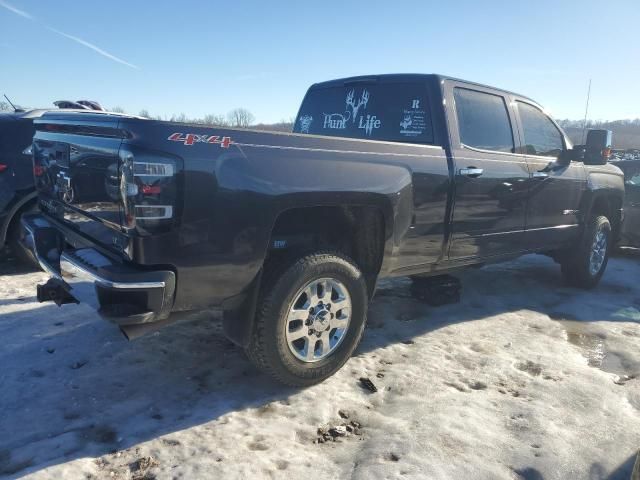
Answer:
(345, 89, 370, 123)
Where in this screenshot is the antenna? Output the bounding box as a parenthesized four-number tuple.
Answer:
(3, 94, 19, 112)
(580, 79, 592, 144)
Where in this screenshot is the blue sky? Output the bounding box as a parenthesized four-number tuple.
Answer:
(0, 0, 638, 123)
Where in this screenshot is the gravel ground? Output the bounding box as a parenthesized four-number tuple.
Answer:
(1, 249, 639, 479)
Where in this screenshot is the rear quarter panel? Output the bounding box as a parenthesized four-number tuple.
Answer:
(119, 119, 448, 310)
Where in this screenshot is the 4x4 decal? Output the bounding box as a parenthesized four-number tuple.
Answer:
(168, 133, 233, 148)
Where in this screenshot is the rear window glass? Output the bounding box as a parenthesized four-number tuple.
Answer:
(294, 83, 434, 144)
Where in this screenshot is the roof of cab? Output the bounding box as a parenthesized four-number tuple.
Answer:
(309, 73, 537, 104)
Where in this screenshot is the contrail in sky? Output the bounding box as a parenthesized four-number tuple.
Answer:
(0, 0, 139, 69)
(47, 27, 139, 69)
(0, 0, 32, 19)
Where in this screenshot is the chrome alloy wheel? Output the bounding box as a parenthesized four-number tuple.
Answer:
(285, 277, 352, 363)
(589, 226, 608, 276)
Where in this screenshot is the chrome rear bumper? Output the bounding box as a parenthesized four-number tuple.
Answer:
(21, 213, 175, 326)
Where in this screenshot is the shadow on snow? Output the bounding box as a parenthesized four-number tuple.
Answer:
(0, 253, 639, 477)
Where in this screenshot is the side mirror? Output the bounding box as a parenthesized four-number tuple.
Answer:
(560, 144, 585, 164)
(584, 129, 613, 165)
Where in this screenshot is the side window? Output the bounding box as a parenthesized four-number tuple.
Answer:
(453, 87, 514, 153)
(517, 102, 564, 157)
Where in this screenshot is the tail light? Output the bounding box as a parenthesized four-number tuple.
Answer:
(119, 146, 182, 234)
(0, 164, 7, 173)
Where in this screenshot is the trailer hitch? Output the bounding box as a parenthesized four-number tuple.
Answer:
(36, 278, 79, 306)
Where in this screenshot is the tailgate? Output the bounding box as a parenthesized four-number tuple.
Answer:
(33, 112, 128, 251)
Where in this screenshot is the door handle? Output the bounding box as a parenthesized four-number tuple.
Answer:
(459, 167, 484, 178)
(532, 172, 549, 179)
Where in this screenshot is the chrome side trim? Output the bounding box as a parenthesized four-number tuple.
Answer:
(526, 224, 579, 232)
(60, 252, 165, 290)
(454, 224, 580, 239)
(233, 142, 446, 159)
(460, 143, 525, 158)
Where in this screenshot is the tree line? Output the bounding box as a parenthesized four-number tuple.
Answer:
(556, 119, 640, 150)
(115, 107, 259, 128)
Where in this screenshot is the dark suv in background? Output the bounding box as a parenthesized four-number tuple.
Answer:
(0, 109, 43, 264)
(1, 100, 106, 264)
(615, 158, 640, 247)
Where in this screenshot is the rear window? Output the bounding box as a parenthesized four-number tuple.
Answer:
(294, 83, 434, 144)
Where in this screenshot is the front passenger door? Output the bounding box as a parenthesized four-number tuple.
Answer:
(516, 100, 586, 249)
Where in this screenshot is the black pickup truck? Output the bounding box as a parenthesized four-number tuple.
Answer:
(23, 74, 624, 385)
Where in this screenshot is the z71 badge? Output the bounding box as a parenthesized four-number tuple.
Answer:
(168, 133, 233, 148)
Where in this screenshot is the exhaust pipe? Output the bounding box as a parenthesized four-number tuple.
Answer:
(120, 318, 172, 341)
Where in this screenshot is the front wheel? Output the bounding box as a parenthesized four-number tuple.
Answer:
(245, 252, 368, 386)
(561, 215, 611, 289)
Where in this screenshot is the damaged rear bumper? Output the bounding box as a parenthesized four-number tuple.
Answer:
(21, 213, 176, 336)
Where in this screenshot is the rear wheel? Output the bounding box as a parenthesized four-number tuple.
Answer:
(245, 252, 368, 386)
(560, 215, 611, 289)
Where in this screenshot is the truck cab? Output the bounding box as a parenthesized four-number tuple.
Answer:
(293, 75, 623, 272)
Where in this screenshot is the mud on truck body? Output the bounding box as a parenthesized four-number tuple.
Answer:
(23, 74, 624, 385)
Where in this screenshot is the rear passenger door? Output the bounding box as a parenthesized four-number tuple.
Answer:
(514, 100, 586, 248)
(445, 83, 530, 260)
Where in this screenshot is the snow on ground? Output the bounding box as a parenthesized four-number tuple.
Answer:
(1, 250, 639, 480)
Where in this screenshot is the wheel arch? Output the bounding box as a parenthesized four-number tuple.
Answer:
(265, 202, 390, 294)
(222, 193, 398, 347)
(584, 190, 623, 242)
(1, 191, 38, 246)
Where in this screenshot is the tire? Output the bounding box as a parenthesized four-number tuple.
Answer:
(7, 203, 39, 269)
(245, 252, 368, 386)
(560, 215, 611, 289)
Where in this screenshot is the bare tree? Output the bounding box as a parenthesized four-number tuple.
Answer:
(138, 109, 151, 118)
(0, 101, 11, 111)
(203, 114, 227, 126)
(111, 106, 126, 113)
(227, 108, 255, 128)
(170, 113, 188, 123)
